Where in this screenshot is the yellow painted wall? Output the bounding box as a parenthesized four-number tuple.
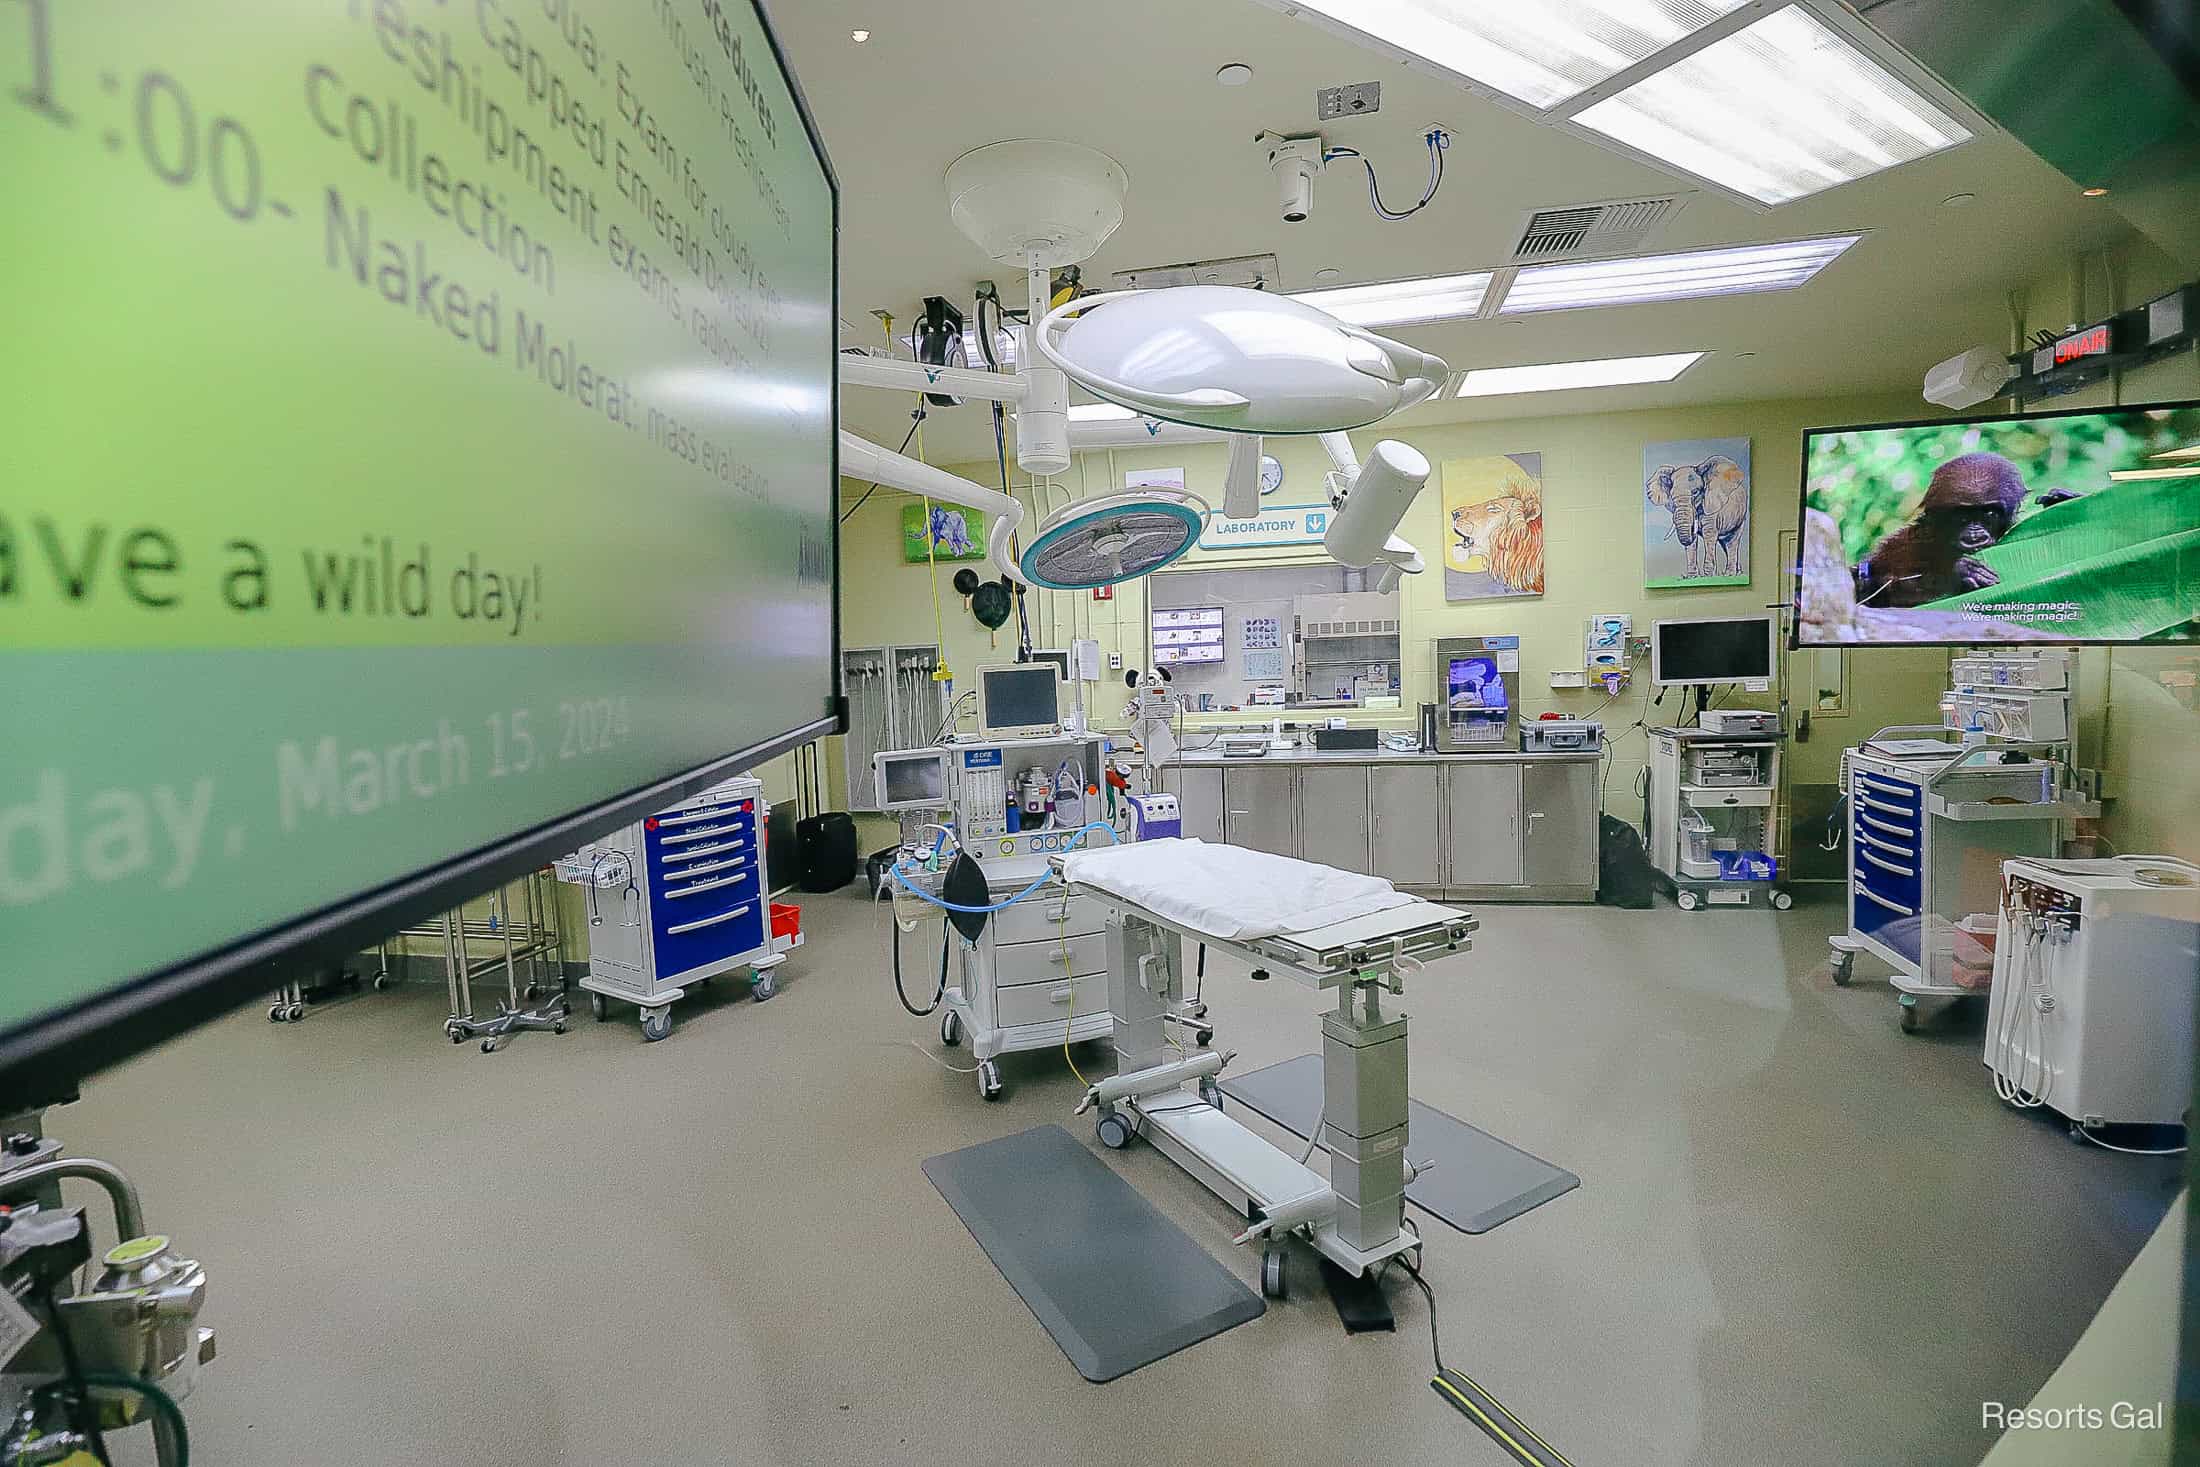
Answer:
(835, 389, 1960, 850)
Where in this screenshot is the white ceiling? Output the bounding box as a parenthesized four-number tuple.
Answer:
(770, 0, 2132, 463)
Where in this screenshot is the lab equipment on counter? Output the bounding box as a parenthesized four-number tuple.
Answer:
(1647, 728, 1790, 911)
(1432, 636, 1519, 750)
(554, 777, 793, 1043)
(1985, 856, 2200, 1138)
(1054, 838, 1476, 1299)
(1, 1118, 216, 1467)
(1520, 719, 1603, 753)
(1313, 727, 1381, 751)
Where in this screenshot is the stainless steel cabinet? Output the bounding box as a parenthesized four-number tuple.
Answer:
(1370, 766, 1443, 887)
(1298, 767, 1372, 874)
(1522, 759, 1598, 892)
(1165, 766, 1225, 844)
(1442, 762, 1523, 887)
(1224, 765, 1299, 858)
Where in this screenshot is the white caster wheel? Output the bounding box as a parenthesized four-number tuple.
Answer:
(1676, 890, 1701, 912)
(590, 994, 609, 1022)
(286, 1003, 305, 1022)
(976, 1060, 1004, 1102)
(752, 971, 777, 1002)
(641, 1010, 672, 1043)
(1770, 889, 1794, 911)
(1195, 1026, 1216, 1048)
(1095, 1111, 1132, 1150)
(372, 972, 391, 992)
(268, 1005, 284, 1023)
(445, 1020, 467, 1044)
(1260, 1247, 1287, 1300)
(940, 1011, 962, 1047)
(1830, 952, 1854, 987)
(1898, 999, 1919, 1034)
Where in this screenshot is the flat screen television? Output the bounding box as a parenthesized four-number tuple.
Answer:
(0, 0, 840, 1094)
(1653, 616, 1777, 686)
(1796, 401, 2200, 645)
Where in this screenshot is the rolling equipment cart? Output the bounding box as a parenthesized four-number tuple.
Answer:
(555, 777, 796, 1042)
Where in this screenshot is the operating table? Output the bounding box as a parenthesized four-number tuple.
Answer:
(1050, 848, 1476, 1298)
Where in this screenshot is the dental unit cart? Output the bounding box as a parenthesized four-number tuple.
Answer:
(880, 731, 1126, 1101)
(1829, 650, 2098, 1032)
(553, 776, 794, 1042)
(1646, 725, 1791, 911)
(1056, 845, 1477, 1299)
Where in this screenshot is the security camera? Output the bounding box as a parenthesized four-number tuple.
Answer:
(1924, 344, 2017, 410)
(1257, 132, 1324, 225)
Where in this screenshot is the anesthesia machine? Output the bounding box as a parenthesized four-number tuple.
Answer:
(878, 662, 1177, 1101)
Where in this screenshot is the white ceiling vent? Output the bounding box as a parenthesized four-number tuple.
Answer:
(1508, 194, 1687, 263)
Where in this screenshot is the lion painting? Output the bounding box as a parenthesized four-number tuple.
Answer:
(1444, 455, 1545, 599)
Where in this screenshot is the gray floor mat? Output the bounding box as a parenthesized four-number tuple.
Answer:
(1219, 1054, 1579, 1235)
(922, 1124, 1265, 1382)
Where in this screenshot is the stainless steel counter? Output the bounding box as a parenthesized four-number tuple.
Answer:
(1160, 747, 1602, 903)
(1171, 746, 1600, 767)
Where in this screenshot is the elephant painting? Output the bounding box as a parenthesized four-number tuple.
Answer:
(1644, 440, 1752, 586)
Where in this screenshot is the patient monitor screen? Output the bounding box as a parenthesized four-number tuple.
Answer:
(982, 666, 1061, 733)
(1, 0, 838, 1082)
(880, 754, 947, 808)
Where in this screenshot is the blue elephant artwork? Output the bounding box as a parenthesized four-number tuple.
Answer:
(1644, 437, 1751, 588)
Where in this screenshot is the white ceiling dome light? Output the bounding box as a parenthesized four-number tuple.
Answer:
(1034, 285, 1450, 434)
(945, 140, 1129, 268)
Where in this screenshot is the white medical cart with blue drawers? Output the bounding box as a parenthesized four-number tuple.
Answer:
(1831, 744, 2096, 1032)
(556, 776, 794, 1041)
(1829, 652, 2098, 1032)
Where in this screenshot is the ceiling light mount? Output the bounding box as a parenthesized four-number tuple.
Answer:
(1254, 0, 1983, 209)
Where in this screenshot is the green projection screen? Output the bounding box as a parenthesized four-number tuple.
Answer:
(1, 0, 839, 1089)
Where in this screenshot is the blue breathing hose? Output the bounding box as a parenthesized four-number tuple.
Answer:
(889, 821, 1121, 914)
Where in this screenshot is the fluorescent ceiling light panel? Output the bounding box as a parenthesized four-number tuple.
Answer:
(1281, 0, 1750, 110)
(1574, 6, 1971, 205)
(1290, 271, 1493, 328)
(1500, 234, 1860, 313)
(1455, 351, 1704, 397)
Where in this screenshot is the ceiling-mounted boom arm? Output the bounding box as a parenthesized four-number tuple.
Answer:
(838, 429, 1030, 587)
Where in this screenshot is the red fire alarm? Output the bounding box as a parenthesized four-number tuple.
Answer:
(1092, 584, 1115, 601)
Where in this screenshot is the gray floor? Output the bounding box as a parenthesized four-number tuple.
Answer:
(52, 890, 2180, 1466)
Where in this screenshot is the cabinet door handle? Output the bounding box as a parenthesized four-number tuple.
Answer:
(665, 903, 752, 937)
(1525, 810, 1545, 832)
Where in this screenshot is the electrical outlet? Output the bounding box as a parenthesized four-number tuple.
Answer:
(1317, 81, 1381, 120)
(1629, 636, 1652, 661)
(1107, 651, 1124, 670)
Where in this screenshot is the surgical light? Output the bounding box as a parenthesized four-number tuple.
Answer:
(1498, 235, 1861, 314)
(1572, 6, 1971, 205)
(1455, 351, 1704, 397)
(1289, 271, 1494, 329)
(1269, 0, 1750, 110)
